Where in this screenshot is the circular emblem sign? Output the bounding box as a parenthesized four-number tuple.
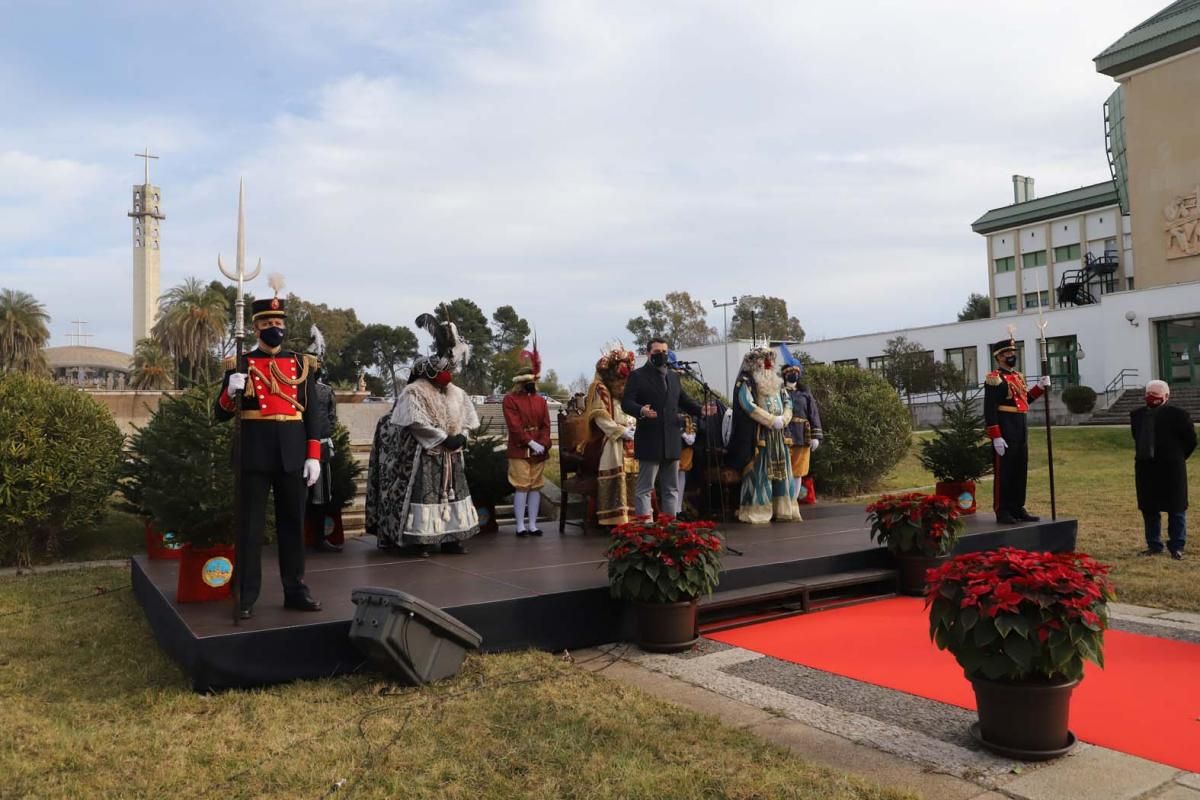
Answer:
(201, 556, 233, 588)
(957, 491, 974, 511)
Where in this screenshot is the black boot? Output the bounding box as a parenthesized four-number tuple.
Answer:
(283, 586, 322, 612)
(1014, 509, 1040, 522)
(995, 510, 1018, 525)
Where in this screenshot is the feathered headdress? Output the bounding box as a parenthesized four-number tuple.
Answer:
(595, 341, 635, 380)
(512, 333, 542, 385)
(740, 346, 776, 374)
(307, 324, 326, 359)
(415, 310, 471, 371)
(268, 272, 286, 298)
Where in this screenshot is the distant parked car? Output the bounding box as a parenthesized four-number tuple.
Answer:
(484, 395, 503, 404)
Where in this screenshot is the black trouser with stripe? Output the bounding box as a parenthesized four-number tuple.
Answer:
(993, 412, 1029, 517)
(238, 469, 307, 608)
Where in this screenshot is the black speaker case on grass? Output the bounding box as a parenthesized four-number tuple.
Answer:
(350, 586, 483, 684)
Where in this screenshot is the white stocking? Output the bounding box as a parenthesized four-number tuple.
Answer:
(527, 490, 541, 531)
(513, 491, 528, 532)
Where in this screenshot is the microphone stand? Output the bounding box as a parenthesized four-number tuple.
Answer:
(677, 363, 743, 556)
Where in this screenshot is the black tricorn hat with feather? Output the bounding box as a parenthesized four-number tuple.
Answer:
(415, 310, 471, 372)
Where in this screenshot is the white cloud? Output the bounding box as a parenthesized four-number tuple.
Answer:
(0, 0, 1168, 378)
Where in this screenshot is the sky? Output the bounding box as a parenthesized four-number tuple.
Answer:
(0, 0, 1167, 384)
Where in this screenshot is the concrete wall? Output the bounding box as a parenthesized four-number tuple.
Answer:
(1123, 49, 1200, 288)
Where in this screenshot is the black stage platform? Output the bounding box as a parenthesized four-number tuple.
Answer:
(132, 505, 1076, 691)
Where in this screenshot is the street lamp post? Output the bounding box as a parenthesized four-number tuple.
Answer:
(712, 296, 738, 399)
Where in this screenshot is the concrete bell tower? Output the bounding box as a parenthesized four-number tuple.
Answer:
(128, 148, 165, 350)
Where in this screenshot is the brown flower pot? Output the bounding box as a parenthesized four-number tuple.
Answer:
(935, 481, 976, 515)
(970, 675, 1079, 759)
(896, 553, 950, 596)
(634, 599, 699, 653)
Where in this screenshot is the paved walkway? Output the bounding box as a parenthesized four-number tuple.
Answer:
(577, 601, 1200, 800)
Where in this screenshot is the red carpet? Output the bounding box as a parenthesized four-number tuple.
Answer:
(708, 597, 1200, 772)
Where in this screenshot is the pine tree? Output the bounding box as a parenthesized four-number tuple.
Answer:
(918, 390, 993, 483)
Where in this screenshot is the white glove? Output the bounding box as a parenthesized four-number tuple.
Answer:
(1039, 375, 1051, 389)
(809, 438, 820, 452)
(621, 427, 636, 441)
(993, 437, 1007, 457)
(303, 458, 321, 487)
(227, 373, 247, 395)
(528, 441, 545, 456)
(771, 416, 785, 430)
(682, 432, 696, 446)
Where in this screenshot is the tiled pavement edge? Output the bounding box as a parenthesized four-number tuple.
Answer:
(576, 605, 1200, 800)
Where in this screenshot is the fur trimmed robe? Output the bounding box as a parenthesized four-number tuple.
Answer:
(372, 379, 481, 549)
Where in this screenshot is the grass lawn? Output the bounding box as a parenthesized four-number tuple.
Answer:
(0, 567, 914, 800)
(862, 426, 1200, 612)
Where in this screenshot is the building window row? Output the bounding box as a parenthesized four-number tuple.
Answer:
(996, 295, 1018, 313)
(1021, 250, 1047, 268)
(1024, 290, 1049, 309)
(1053, 243, 1080, 261)
(833, 359, 859, 368)
(994, 256, 1015, 273)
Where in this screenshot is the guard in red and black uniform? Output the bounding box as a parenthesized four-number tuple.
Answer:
(503, 347, 552, 537)
(215, 295, 323, 618)
(984, 337, 1051, 524)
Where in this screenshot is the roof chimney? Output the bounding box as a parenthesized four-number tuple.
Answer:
(1012, 175, 1036, 204)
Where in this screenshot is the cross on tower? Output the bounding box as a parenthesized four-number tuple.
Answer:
(67, 320, 93, 347)
(134, 147, 158, 185)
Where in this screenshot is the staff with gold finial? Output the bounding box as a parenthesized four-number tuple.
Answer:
(1033, 273, 1057, 521)
(217, 179, 261, 626)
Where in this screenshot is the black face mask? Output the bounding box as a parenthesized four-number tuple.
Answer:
(1003, 356, 1017, 368)
(650, 352, 668, 367)
(259, 326, 286, 348)
(523, 383, 537, 394)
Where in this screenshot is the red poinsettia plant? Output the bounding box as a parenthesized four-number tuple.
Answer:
(606, 515, 724, 603)
(927, 548, 1115, 683)
(866, 492, 963, 557)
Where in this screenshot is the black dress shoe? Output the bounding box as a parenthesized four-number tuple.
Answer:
(1171, 550, 1185, 561)
(239, 607, 253, 620)
(529, 528, 543, 537)
(995, 511, 1018, 525)
(315, 540, 343, 553)
(516, 530, 528, 538)
(283, 592, 322, 612)
(440, 541, 468, 555)
(1015, 509, 1040, 522)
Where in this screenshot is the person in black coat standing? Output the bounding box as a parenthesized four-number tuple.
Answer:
(1132, 379, 1196, 560)
(620, 338, 704, 517)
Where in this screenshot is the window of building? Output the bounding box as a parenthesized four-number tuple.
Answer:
(994, 256, 1015, 273)
(1021, 250, 1047, 268)
(944, 346, 978, 386)
(1024, 291, 1049, 309)
(833, 358, 859, 368)
(867, 356, 889, 375)
(1045, 335, 1080, 386)
(1053, 244, 1080, 261)
(996, 295, 1018, 313)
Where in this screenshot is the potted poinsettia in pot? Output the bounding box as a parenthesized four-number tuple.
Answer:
(606, 514, 724, 652)
(867, 493, 963, 595)
(927, 548, 1114, 759)
(917, 391, 993, 515)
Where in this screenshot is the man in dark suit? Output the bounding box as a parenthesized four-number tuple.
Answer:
(215, 294, 323, 618)
(1132, 379, 1197, 560)
(621, 338, 704, 517)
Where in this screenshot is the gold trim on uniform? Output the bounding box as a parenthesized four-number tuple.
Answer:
(241, 410, 303, 422)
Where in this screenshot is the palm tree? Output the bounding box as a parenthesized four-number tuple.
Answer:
(130, 338, 175, 390)
(152, 278, 228, 386)
(0, 289, 51, 375)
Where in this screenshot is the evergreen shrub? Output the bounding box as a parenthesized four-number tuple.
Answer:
(0, 374, 123, 565)
(1061, 385, 1097, 414)
(806, 365, 911, 496)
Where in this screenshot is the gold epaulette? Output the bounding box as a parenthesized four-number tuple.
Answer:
(985, 372, 1002, 387)
(302, 353, 319, 372)
(223, 355, 237, 370)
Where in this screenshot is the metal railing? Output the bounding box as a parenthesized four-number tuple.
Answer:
(1103, 368, 1139, 409)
